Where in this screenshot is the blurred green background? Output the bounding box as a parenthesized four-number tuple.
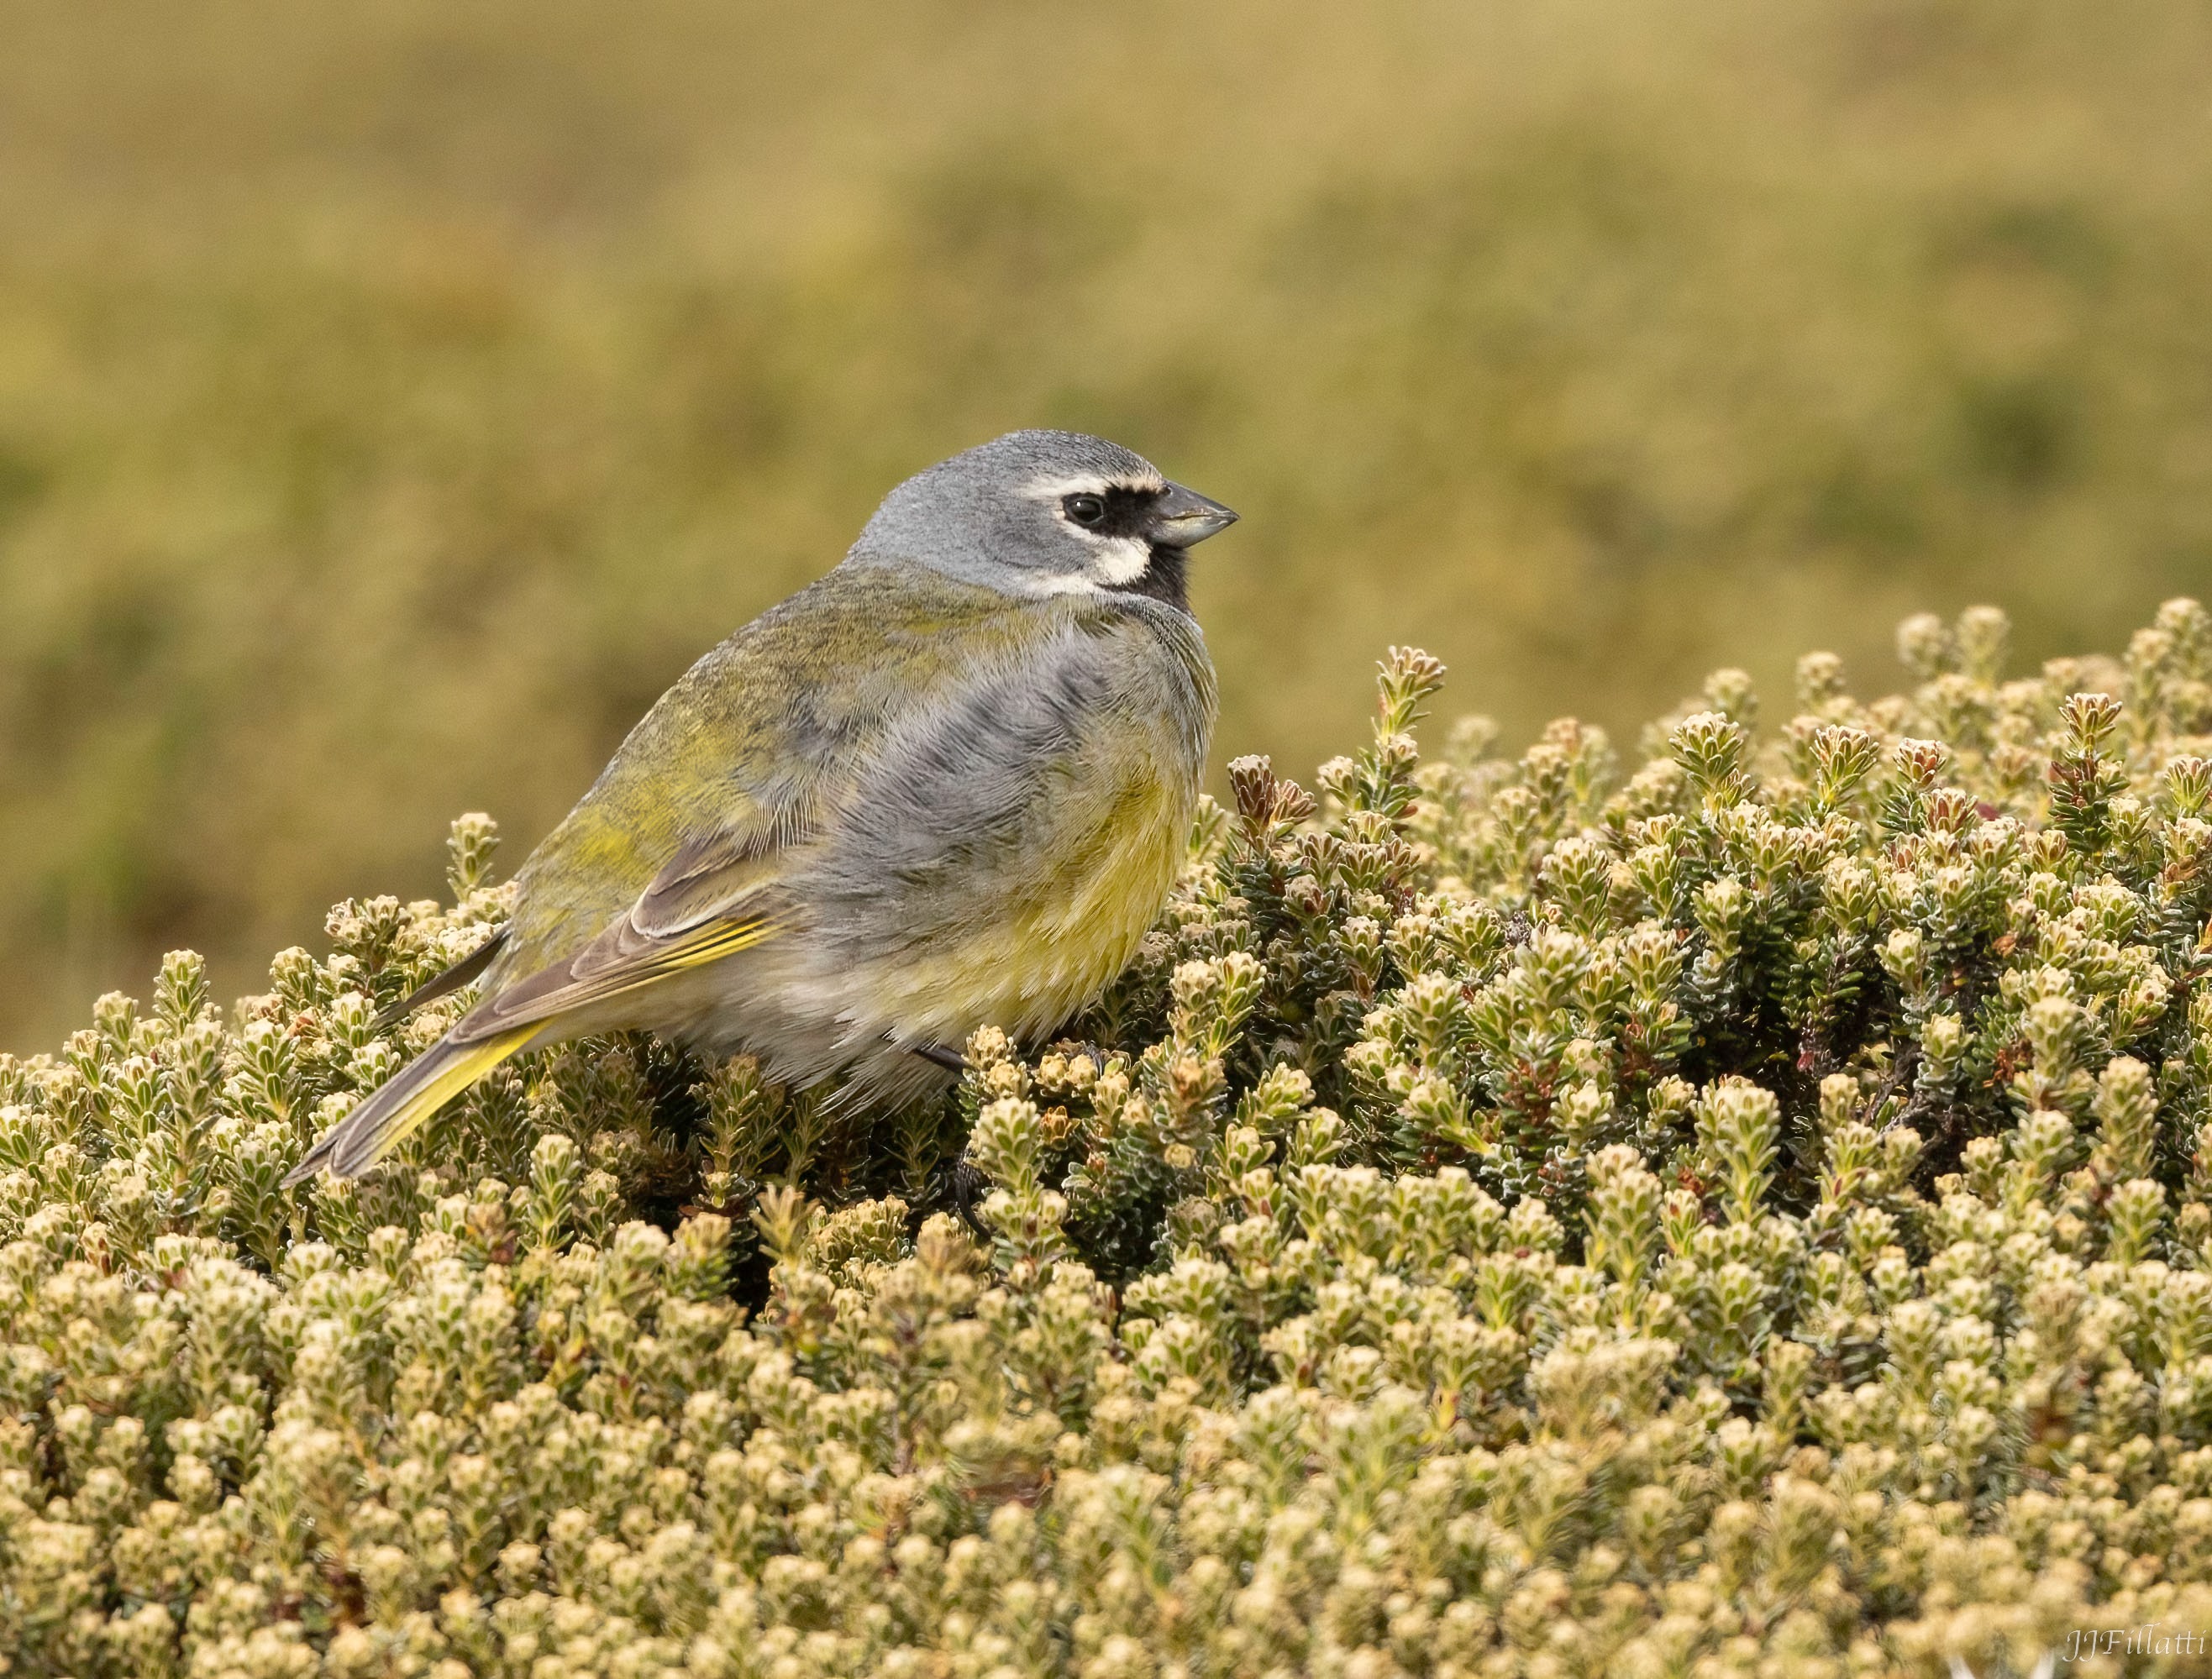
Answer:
(3, 0, 2210, 1049)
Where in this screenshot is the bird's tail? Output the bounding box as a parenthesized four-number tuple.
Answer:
(284, 1023, 539, 1186)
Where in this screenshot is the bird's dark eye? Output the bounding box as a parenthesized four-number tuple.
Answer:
(1064, 493, 1106, 527)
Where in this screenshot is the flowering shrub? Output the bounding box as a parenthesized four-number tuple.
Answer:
(7, 601, 2212, 1677)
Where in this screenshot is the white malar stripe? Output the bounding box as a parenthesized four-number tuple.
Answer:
(1020, 535, 1153, 596)
(1088, 534, 1150, 585)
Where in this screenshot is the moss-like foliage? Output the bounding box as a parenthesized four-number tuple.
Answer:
(8, 602, 2212, 1676)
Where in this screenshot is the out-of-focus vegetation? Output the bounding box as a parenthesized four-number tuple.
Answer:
(3, 0, 2211, 1045)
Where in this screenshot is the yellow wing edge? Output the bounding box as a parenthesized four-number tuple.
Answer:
(463, 912, 780, 1037)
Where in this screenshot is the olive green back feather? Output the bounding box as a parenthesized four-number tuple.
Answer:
(494, 564, 1043, 979)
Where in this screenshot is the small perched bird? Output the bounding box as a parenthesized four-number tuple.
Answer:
(288, 430, 1235, 1183)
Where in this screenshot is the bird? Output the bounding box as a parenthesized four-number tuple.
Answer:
(286, 429, 1236, 1183)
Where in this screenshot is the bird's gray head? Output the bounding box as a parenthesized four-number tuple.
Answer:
(847, 429, 1237, 611)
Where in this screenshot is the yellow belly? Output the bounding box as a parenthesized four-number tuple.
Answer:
(860, 772, 1190, 1042)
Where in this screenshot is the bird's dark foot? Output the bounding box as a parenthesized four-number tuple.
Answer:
(913, 1042, 968, 1074)
(945, 1157, 991, 1236)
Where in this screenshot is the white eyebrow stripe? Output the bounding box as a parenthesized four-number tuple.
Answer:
(1023, 472, 1168, 500)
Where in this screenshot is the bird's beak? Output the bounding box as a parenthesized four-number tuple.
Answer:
(1150, 482, 1239, 547)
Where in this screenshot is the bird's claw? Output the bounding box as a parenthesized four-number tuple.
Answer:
(944, 1157, 990, 1236)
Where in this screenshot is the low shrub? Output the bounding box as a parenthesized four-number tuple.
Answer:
(6, 601, 2212, 1676)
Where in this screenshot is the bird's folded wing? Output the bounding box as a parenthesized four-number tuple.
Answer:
(446, 569, 1053, 1045)
(629, 812, 813, 937)
(450, 820, 804, 1043)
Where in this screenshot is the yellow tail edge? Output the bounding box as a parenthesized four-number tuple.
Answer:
(285, 1022, 539, 1186)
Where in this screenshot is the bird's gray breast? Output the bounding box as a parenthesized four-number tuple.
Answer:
(791, 601, 1213, 961)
